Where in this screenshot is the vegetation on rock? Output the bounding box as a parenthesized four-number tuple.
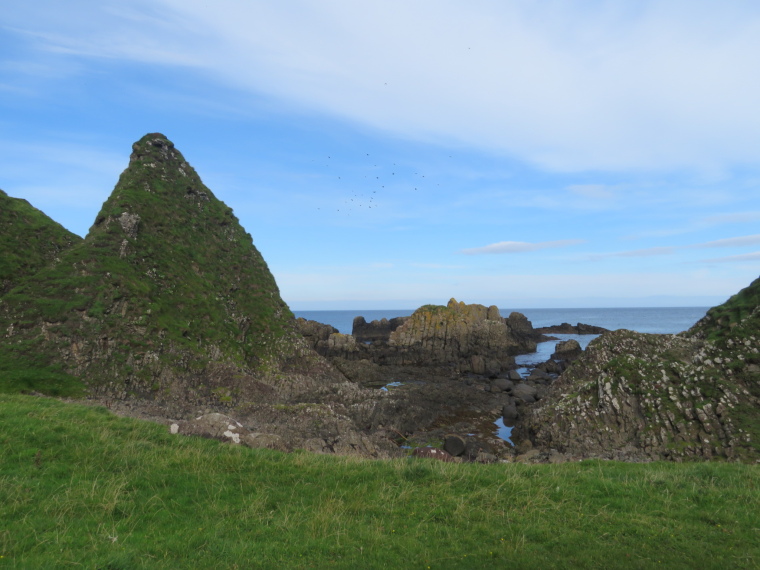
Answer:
(0, 134, 336, 407)
(516, 276, 760, 462)
(0, 189, 82, 296)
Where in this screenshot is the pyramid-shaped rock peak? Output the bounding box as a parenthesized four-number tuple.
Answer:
(0, 189, 82, 296)
(0, 134, 333, 407)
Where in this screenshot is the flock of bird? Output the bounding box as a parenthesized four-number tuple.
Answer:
(312, 151, 444, 216)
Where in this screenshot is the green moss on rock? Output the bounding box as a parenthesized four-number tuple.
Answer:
(0, 134, 323, 401)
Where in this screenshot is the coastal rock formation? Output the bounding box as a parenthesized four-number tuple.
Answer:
(535, 323, 609, 335)
(383, 299, 536, 374)
(0, 134, 344, 412)
(551, 339, 583, 361)
(352, 315, 409, 343)
(514, 276, 760, 462)
(295, 318, 339, 356)
(0, 189, 82, 296)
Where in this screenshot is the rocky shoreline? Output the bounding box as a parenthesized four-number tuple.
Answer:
(2, 133, 757, 465)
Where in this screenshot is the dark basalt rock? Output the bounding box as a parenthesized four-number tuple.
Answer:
(352, 315, 409, 343)
(551, 339, 583, 361)
(535, 322, 609, 335)
(514, 287, 760, 462)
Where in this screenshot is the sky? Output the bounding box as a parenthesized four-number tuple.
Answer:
(2, 1, 760, 310)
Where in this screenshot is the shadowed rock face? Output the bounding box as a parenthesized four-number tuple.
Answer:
(514, 278, 760, 463)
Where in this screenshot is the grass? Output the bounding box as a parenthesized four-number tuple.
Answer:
(1, 394, 758, 569)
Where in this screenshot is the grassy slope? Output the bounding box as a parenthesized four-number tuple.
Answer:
(0, 189, 82, 296)
(1, 394, 758, 569)
(0, 134, 298, 393)
(690, 275, 760, 341)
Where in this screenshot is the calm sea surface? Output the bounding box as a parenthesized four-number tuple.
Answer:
(293, 307, 710, 336)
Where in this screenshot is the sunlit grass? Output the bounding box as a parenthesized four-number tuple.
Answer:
(1, 393, 758, 568)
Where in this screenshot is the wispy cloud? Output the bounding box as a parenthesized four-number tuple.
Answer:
(409, 263, 465, 270)
(702, 251, 760, 263)
(592, 233, 760, 260)
(616, 247, 675, 258)
(567, 184, 616, 200)
(699, 212, 760, 226)
(692, 234, 760, 249)
(460, 239, 584, 255)
(7, 1, 760, 173)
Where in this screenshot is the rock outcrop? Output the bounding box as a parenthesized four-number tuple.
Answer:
(0, 189, 82, 296)
(0, 134, 343, 412)
(352, 315, 409, 343)
(535, 323, 609, 335)
(514, 277, 760, 462)
(383, 299, 537, 374)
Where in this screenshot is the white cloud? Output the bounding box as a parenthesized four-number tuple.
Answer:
(460, 239, 584, 255)
(7, 1, 760, 174)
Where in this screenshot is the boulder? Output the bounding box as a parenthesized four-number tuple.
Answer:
(443, 434, 467, 457)
(491, 378, 514, 392)
(512, 382, 538, 404)
(551, 339, 583, 361)
(502, 403, 518, 424)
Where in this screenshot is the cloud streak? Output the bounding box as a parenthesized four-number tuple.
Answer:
(7, 1, 760, 174)
(702, 251, 760, 263)
(460, 239, 584, 255)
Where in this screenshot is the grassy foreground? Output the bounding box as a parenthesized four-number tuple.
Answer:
(1, 394, 758, 569)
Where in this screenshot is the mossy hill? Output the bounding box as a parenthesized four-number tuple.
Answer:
(0, 134, 331, 405)
(516, 274, 760, 463)
(689, 275, 760, 342)
(0, 189, 82, 296)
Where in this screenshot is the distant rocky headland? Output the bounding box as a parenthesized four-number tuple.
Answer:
(1, 133, 758, 464)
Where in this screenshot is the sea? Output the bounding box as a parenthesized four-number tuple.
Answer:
(293, 306, 711, 445)
(293, 306, 710, 374)
(294, 306, 709, 337)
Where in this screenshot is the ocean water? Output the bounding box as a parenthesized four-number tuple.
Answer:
(294, 306, 711, 446)
(294, 306, 710, 336)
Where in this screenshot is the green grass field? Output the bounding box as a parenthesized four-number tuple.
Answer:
(1, 393, 758, 569)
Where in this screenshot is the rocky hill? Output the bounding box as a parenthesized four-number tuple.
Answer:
(513, 277, 760, 462)
(0, 134, 342, 412)
(0, 189, 82, 296)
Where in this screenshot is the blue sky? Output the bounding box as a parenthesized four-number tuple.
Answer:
(2, 1, 760, 310)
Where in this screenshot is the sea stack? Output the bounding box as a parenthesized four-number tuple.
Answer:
(0, 133, 339, 411)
